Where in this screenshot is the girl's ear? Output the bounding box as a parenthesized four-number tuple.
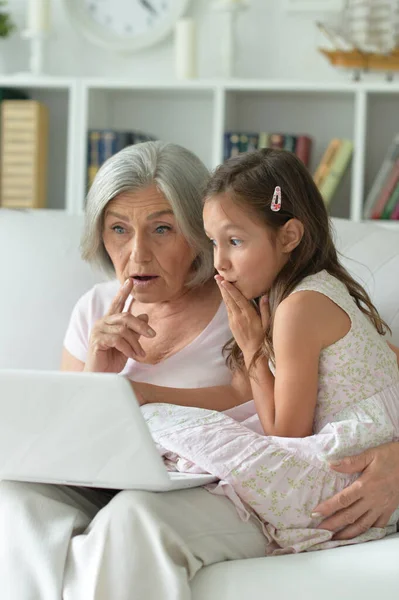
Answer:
(280, 219, 304, 254)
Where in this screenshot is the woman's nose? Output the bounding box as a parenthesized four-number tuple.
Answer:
(129, 234, 152, 263)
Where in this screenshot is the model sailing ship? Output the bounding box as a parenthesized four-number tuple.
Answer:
(317, 0, 399, 78)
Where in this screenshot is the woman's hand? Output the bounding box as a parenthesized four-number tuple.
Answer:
(85, 278, 156, 374)
(215, 275, 269, 361)
(313, 442, 399, 539)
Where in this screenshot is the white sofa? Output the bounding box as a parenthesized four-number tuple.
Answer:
(1, 209, 399, 599)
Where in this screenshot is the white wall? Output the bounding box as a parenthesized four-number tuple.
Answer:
(3, 0, 347, 81)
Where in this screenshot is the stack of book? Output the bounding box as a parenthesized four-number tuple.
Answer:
(313, 138, 353, 207)
(363, 134, 399, 220)
(0, 99, 48, 209)
(87, 129, 157, 188)
(223, 132, 313, 167)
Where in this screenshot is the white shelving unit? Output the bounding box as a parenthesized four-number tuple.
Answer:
(0, 75, 398, 225)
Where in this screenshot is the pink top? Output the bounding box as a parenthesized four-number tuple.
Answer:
(64, 280, 233, 389)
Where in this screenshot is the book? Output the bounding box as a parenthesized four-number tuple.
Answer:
(268, 133, 284, 149)
(87, 130, 101, 188)
(258, 132, 270, 149)
(295, 135, 312, 167)
(391, 197, 399, 219)
(247, 134, 259, 152)
(371, 158, 399, 219)
(380, 179, 399, 219)
(283, 134, 297, 153)
(87, 129, 157, 188)
(0, 100, 48, 209)
(313, 138, 342, 188)
(363, 133, 399, 219)
(318, 139, 353, 206)
(239, 133, 249, 153)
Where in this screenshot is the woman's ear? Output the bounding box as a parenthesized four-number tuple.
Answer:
(279, 219, 304, 253)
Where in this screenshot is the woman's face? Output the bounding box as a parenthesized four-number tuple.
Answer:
(102, 185, 196, 303)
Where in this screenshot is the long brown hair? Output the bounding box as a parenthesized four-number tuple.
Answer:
(204, 148, 389, 372)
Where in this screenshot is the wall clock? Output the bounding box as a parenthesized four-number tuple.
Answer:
(65, 0, 191, 52)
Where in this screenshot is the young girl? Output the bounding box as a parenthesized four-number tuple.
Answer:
(193, 147, 399, 552)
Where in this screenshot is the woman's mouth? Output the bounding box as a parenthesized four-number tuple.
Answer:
(131, 275, 159, 287)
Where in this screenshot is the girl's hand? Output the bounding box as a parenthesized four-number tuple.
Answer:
(215, 275, 269, 361)
(85, 279, 156, 374)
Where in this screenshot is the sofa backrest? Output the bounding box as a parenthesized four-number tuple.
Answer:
(1, 210, 398, 370)
(1, 210, 104, 369)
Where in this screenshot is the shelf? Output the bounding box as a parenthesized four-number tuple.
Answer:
(1, 76, 399, 215)
(224, 89, 355, 219)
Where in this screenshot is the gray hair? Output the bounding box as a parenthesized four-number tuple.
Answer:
(81, 141, 214, 288)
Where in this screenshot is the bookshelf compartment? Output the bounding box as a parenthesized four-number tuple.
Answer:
(224, 90, 356, 218)
(86, 87, 216, 170)
(364, 93, 399, 209)
(0, 85, 70, 210)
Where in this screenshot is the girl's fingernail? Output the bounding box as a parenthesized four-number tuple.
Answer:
(261, 295, 269, 304)
(329, 460, 342, 466)
(311, 512, 322, 518)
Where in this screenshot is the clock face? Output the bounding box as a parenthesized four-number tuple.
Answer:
(66, 0, 190, 52)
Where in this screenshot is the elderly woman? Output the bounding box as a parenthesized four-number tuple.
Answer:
(0, 141, 265, 600)
(62, 141, 248, 409)
(0, 141, 398, 600)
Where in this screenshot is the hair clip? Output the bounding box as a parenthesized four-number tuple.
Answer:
(271, 186, 281, 212)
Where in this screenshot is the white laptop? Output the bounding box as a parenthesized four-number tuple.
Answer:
(0, 370, 217, 491)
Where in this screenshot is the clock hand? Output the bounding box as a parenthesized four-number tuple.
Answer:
(139, 0, 158, 16)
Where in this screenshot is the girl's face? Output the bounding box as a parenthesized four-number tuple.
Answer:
(203, 193, 289, 300)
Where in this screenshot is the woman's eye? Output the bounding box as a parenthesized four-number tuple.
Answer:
(112, 225, 126, 234)
(155, 225, 172, 234)
(230, 238, 242, 247)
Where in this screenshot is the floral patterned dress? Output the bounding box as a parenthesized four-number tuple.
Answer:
(143, 270, 399, 554)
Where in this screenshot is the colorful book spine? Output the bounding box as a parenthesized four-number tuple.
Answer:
(0, 100, 48, 209)
(391, 198, 399, 219)
(258, 132, 270, 149)
(363, 134, 399, 219)
(319, 139, 353, 206)
(283, 135, 297, 153)
(371, 158, 399, 219)
(380, 179, 399, 219)
(295, 135, 312, 167)
(313, 138, 342, 188)
(268, 133, 284, 149)
(239, 134, 249, 153)
(87, 130, 101, 189)
(247, 134, 259, 152)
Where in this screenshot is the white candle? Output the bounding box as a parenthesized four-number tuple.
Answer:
(174, 18, 197, 80)
(26, 0, 51, 34)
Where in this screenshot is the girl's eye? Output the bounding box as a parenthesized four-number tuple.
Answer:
(155, 225, 172, 234)
(112, 225, 126, 234)
(230, 238, 242, 247)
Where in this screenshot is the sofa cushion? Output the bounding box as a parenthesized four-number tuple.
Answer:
(192, 532, 399, 600)
(332, 219, 399, 344)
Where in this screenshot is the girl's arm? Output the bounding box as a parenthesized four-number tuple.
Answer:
(245, 292, 323, 438)
(130, 368, 252, 411)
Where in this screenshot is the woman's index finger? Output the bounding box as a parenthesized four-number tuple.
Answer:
(107, 279, 133, 316)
